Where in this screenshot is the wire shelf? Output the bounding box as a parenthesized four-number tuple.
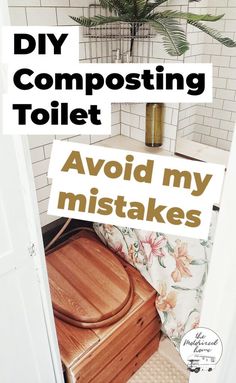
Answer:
(81, 4, 155, 63)
(84, 22, 155, 40)
(83, 4, 155, 39)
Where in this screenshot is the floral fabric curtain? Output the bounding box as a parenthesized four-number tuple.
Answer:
(93, 210, 218, 348)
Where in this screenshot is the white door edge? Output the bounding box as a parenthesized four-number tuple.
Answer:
(17, 135, 64, 383)
(0, 3, 64, 382)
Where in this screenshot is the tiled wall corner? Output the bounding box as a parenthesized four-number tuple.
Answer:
(177, 104, 197, 140)
(182, 0, 236, 150)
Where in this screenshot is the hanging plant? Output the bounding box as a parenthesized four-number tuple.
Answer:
(70, 0, 236, 57)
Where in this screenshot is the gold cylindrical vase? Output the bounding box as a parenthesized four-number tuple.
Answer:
(145, 103, 163, 147)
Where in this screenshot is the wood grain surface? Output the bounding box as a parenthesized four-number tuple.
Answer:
(50, 230, 161, 383)
(111, 336, 160, 383)
(53, 279, 134, 329)
(89, 319, 160, 383)
(46, 231, 133, 325)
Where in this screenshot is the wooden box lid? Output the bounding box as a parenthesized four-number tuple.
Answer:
(46, 230, 134, 328)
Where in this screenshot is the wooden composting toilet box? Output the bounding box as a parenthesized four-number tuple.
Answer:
(46, 230, 161, 383)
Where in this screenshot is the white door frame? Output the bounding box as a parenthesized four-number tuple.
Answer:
(18, 135, 65, 383)
(0, 135, 64, 383)
(0, 3, 64, 382)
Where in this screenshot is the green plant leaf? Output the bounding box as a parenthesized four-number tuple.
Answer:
(99, 0, 113, 11)
(132, 0, 138, 18)
(156, 10, 224, 22)
(158, 256, 166, 268)
(190, 259, 207, 265)
(200, 271, 207, 286)
(150, 18, 189, 56)
(188, 20, 236, 47)
(187, 308, 199, 318)
(128, 0, 151, 19)
(141, 0, 167, 18)
(153, 0, 168, 5)
(162, 311, 168, 325)
(172, 285, 192, 291)
(70, 15, 121, 27)
(166, 241, 174, 254)
(99, 0, 128, 15)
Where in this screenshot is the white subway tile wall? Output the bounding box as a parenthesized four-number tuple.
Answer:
(180, 0, 236, 150)
(177, 104, 197, 140)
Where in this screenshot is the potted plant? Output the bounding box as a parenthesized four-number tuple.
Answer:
(71, 0, 236, 57)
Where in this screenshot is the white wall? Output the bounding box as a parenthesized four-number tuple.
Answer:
(181, 0, 236, 150)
